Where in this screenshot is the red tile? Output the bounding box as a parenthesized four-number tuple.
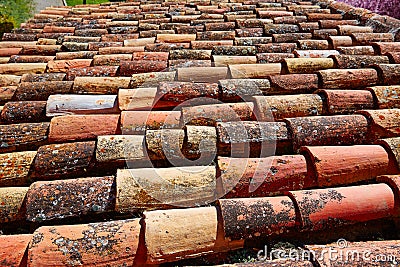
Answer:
(0, 63, 47, 76)
(229, 63, 281, 78)
(257, 53, 295, 63)
(28, 219, 141, 266)
(0, 48, 22, 57)
(1, 101, 47, 123)
(337, 25, 373, 35)
(287, 184, 395, 231)
(182, 102, 254, 126)
(130, 71, 176, 88)
(378, 137, 400, 169)
(367, 86, 400, 109)
(374, 64, 400, 85)
(120, 110, 181, 134)
(301, 145, 397, 187)
(14, 81, 73, 101)
(387, 52, 400, 64)
(273, 33, 313, 43)
(317, 89, 375, 114)
(257, 43, 297, 53)
(66, 65, 119, 80)
(72, 77, 131, 94)
(20, 45, 62, 56)
(254, 94, 323, 121)
(182, 125, 217, 161)
(157, 81, 218, 103)
(0, 122, 49, 153)
(332, 55, 389, 69)
(218, 79, 266, 101)
(268, 74, 319, 94)
(43, 25, 75, 33)
(373, 42, 400, 55)
(119, 60, 168, 76)
(286, 115, 368, 151)
(313, 29, 338, 39)
(98, 46, 144, 55)
(132, 51, 169, 61)
(101, 33, 139, 42)
(0, 234, 31, 267)
(146, 129, 185, 161)
(219, 196, 296, 240)
(169, 49, 212, 60)
(219, 155, 313, 198)
(92, 54, 132, 66)
(9, 55, 55, 64)
(273, 16, 307, 24)
(30, 141, 95, 180)
(216, 121, 290, 156)
(258, 10, 293, 19)
(88, 42, 123, 51)
(328, 36, 353, 49)
(145, 42, 191, 52)
(337, 45, 375, 55)
(56, 51, 98, 60)
(177, 66, 228, 82)
(26, 176, 115, 222)
(351, 33, 394, 45)
(358, 109, 400, 140)
(49, 115, 120, 142)
(318, 19, 358, 28)
(318, 68, 378, 89)
(196, 31, 235, 40)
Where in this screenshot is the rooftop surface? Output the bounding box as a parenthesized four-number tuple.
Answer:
(1, 0, 400, 266)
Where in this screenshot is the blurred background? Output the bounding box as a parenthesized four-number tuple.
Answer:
(338, 0, 400, 19)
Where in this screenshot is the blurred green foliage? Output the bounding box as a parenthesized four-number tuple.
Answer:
(66, 0, 110, 6)
(0, 0, 34, 27)
(0, 0, 34, 37)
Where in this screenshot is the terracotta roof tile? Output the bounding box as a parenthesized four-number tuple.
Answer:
(219, 196, 296, 240)
(301, 145, 398, 186)
(219, 155, 312, 198)
(287, 183, 395, 231)
(286, 115, 369, 151)
(14, 81, 73, 101)
(316, 89, 375, 114)
(26, 176, 115, 222)
(1, 101, 47, 124)
(28, 219, 140, 266)
(0, 234, 31, 266)
(30, 141, 95, 181)
(0, 0, 400, 264)
(48, 114, 120, 142)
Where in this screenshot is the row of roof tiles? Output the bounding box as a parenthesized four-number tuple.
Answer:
(1, 0, 400, 265)
(0, 139, 399, 224)
(1, 174, 400, 265)
(0, 100, 400, 157)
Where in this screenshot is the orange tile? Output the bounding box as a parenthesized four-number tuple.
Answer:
(49, 115, 120, 142)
